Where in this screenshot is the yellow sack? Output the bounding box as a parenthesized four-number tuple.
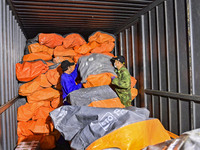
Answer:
(87, 119, 171, 150)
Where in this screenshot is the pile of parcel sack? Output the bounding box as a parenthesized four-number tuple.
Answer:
(16, 31, 171, 150)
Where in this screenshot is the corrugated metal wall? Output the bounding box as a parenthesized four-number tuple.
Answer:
(0, 0, 26, 149)
(115, 0, 200, 135)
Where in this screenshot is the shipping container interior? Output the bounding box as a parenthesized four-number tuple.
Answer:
(1, 0, 200, 149)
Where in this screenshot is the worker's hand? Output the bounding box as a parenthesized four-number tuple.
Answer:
(111, 76, 116, 80)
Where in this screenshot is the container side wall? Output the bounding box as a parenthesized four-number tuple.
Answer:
(0, 0, 26, 149)
(115, 0, 200, 135)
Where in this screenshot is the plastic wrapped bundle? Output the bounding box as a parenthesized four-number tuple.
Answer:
(143, 128, 200, 150)
(50, 106, 149, 150)
(67, 85, 118, 106)
(78, 53, 116, 83)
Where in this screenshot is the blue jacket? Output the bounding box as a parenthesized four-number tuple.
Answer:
(61, 64, 82, 99)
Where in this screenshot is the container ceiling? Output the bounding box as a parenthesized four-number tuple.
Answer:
(8, 0, 156, 39)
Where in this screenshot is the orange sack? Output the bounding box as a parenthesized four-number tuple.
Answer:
(29, 119, 54, 134)
(39, 33, 64, 49)
(102, 53, 114, 57)
(28, 43, 54, 56)
(88, 97, 125, 108)
(34, 73, 52, 88)
(83, 73, 116, 88)
(131, 76, 137, 88)
(86, 119, 171, 150)
(23, 52, 52, 61)
(19, 80, 42, 96)
(32, 106, 55, 121)
(17, 134, 56, 150)
(88, 31, 115, 44)
(91, 41, 115, 53)
(131, 88, 138, 100)
(17, 134, 43, 145)
(51, 97, 63, 108)
(40, 135, 56, 150)
(16, 60, 49, 82)
(88, 41, 101, 49)
(63, 33, 86, 48)
(46, 65, 62, 85)
(17, 101, 50, 122)
(50, 129, 61, 141)
(46, 61, 55, 66)
(74, 43, 92, 55)
(17, 121, 34, 137)
(54, 46, 76, 57)
(27, 88, 60, 103)
(53, 56, 74, 63)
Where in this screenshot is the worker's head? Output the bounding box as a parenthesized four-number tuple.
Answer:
(111, 56, 125, 69)
(61, 60, 75, 74)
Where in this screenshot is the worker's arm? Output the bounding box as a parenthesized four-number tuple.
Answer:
(62, 76, 82, 94)
(67, 82, 82, 94)
(71, 64, 79, 79)
(112, 71, 130, 89)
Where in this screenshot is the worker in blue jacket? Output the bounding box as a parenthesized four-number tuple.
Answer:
(61, 60, 82, 104)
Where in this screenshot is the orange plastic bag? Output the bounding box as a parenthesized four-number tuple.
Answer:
(131, 88, 138, 100)
(73, 53, 91, 63)
(54, 47, 77, 57)
(74, 43, 92, 54)
(32, 106, 54, 120)
(46, 65, 62, 85)
(19, 80, 43, 96)
(46, 61, 55, 66)
(23, 52, 52, 61)
(53, 56, 74, 63)
(40, 135, 56, 150)
(83, 73, 116, 88)
(51, 97, 63, 108)
(17, 134, 43, 145)
(63, 33, 86, 48)
(50, 129, 61, 141)
(88, 97, 125, 108)
(91, 41, 115, 53)
(34, 73, 52, 88)
(86, 119, 171, 150)
(131, 76, 137, 87)
(18, 74, 51, 96)
(28, 43, 54, 56)
(29, 119, 54, 134)
(102, 53, 114, 57)
(16, 60, 49, 82)
(17, 121, 34, 137)
(88, 41, 101, 49)
(17, 101, 50, 122)
(27, 88, 60, 103)
(88, 31, 115, 43)
(39, 33, 64, 48)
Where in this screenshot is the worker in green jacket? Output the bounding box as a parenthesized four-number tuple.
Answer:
(111, 56, 132, 107)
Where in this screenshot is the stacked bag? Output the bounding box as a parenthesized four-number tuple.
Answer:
(16, 31, 139, 149)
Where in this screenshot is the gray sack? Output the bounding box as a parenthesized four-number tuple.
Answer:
(78, 53, 116, 83)
(50, 106, 149, 150)
(67, 85, 118, 106)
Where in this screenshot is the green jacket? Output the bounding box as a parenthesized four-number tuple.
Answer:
(111, 66, 132, 107)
